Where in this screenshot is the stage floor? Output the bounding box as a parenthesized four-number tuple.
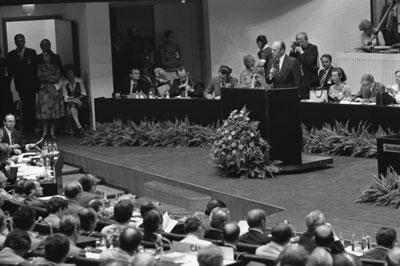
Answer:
(58, 137, 400, 236)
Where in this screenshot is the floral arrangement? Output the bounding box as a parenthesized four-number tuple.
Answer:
(357, 167, 400, 208)
(211, 106, 280, 179)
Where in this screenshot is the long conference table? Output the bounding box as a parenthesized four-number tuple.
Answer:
(95, 97, 400, 131)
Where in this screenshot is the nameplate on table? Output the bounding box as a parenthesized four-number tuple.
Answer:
(383, 143, 400, 153)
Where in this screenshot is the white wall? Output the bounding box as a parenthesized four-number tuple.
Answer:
(206, 0, 370, 78)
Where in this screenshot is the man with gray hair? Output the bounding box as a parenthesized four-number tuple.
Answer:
(355, 74, 385, 103)
(197, 246, 224, 266)
(306, 247, 333, 266)
(204, 207, 230, 240)
(298, 210, 325, 253)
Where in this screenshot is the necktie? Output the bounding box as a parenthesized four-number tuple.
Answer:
(273, 59, 280, 74)
(9, 132, 13, 145)
(131, 81, 137, 94)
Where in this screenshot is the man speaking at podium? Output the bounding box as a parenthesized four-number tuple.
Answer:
(266, 41, 302, 94)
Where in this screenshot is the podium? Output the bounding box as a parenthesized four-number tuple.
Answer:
(221, 88, 302, 165)
(377, 135, 400, 176)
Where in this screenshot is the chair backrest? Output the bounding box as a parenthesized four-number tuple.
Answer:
(74, 256, 101, 266)
(236, 242, 261, 254)
(237, 253, 276, 266)
(360, 258, 386, 266)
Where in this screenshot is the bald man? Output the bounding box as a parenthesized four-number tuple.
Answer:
(266, 41, 302, 94)
(239, 209, 271, 245)
(222, 222, 240, 250)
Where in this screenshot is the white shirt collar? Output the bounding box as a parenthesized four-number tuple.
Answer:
(278, 54, 285, 70)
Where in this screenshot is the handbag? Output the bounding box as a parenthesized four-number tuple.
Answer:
(309, 87, 328, 102)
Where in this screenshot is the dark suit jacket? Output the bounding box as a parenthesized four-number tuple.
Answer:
(7, 47, 38, 92)
(298, 230, 345, 254)
(169, 77, 195, 97)
(258, 46, 273, 76)
(238, 229, 271, 245)
(78, 191, 99, 208)
(318, 67, 333, 89)
(204, 227, 223, 241)
(355, 82, 386, 102)
(0, 127, 26, 155)
(117, 78, 150, 95)
(362, 246, 390, 261)
(266, 55, 302, 91)
(289, 43, 319, 90)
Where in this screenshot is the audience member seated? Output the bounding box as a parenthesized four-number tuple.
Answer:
(100, 226, 142, 264)
(328, 68, 352, 103)
(222, 222, 240, 250)
(30, 233, 72, 266)
(256, 35, 273, 76)
(332, 253, 361, 266)
(0, 171, 12, 201)
(204, 199, 226, 223)
(62, 64, 87, 135)
(58, 214, 82, 257)
(355, 74, 385, 103)
(101, 199, 135, 234)
(314, 225, 344, 255)
(197, 247, 224, 266)
(159, 30, 183, 70)
(239, 209, 270, 245)
(362, 227, 396, 260)
(359, 19, 385, 49)
(181, 215, 212, 249)
(88, 198, 108, 219)
(0, 229, 31, 264)
(384, 69, 400, 104)
(23, 180, 47, 209)
(204, 65, 238, 100)
(256, 222, 293, 259)
(386, 247, 400, 266)
(78, 174, 99, 207)
(0, 209, 7, 247)
(204, 207, 230, 241)
(169, 67, 195, 98)
(64, 182, 84, 214)
(239, 55, 267, 89)
(306, 247, 333, 266)
(276, 245, 309, 266)
(318, 54, 334, 90)
(142, 209, 171, 246)
(115, 66, 150, 98)
(13, 180, 26, 202)
(13, 206, 41, 250)
(299, 210, 325, 253)
(132, 253, 157, 266)
(44, 196, 67, 227)
(0, 114, 35, 155)
(78, 208, 99, 237)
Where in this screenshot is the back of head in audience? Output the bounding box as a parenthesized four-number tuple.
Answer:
(14, 180, 25, 196)
(44, 233, 70, 263)
(59, 214, 80, 239)
(78, 208, 98, 232)
(306, 247, 333, 266)
(143, 209, 162, 234)
(184, 215, 205, 237)
(271, 222, 293, 246)
(210, 207, 230, 230)
(197, 247, 224, 266)
(4, 229, 31, 257)
(306, 210, 325, 232)
(314, 225, 334, 249)
(119, 226, 142, 255)
(64, 182, 82, 200)
(79, 174, 96, 192)
(13, 205, 36, 231)
(47, 196, 67, 215)
(376, 227, 397, 249)
(222, 222, 240, 244)
(23, 180, 42, 197)
(114, 199, 134, 224)
(140, 201, 158, 217)
(88, 199, 104, 212)
(386, 247, 400, 266)
(205, 199, 226, 216)
(246, 209, 266, 229)
(332, 253, 361, 266)
(276, 245, 309, 266)
(132, 253, 157, 266)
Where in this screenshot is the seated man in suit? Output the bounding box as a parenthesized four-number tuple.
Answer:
(64, 182, 84, 214)
(222, 222, 240, 250)
(204, 207, 230, 240)
(44, 196, 67, 227)
(363, 227, 397, 261)
(0, 229, 31, 264)
(58, 215, 82, 257)
(114, 66, 150, 98)
(314, 225, 344, 255)
(169, 67, 195, 98)
(181, 215, 212, 249)
(29, 233, 72, 266)
(101, 199, 135, 234)
(298, 210, 325, 253)
(266, 41, 303, 92)
(23, 180, 47, 209)
(78, 208, 100, 237)
(318, 54, 334, 90)
(204, 65, 238, 100)
(142, 209, 171, 248)
(0, 113, 35, 155)
(239, 209, 270, 245)
(256, 222, 293, 259)
(78, 174, 99, 207)
(13, 206, 42, 250)
(355, 74, 385, 103)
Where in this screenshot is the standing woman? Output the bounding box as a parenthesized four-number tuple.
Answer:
(36, 51, 64, 138)
(62, 65, 87, 135)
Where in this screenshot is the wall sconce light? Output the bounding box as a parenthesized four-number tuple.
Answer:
(22, 4, 35, 16)
(181, 0, 186, 3)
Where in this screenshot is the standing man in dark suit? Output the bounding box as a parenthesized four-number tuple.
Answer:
(266, 41, 302, 93)
(114, 66, 150, 98)
(38, 39, 62, 68)
(7, 34, 38, 134)
(239, 209, 271, 245)
(289, 32, 319, 98)
(256, 35, 273, 76)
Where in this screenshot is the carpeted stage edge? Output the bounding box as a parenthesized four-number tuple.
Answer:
(58, 137, 400, 236)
